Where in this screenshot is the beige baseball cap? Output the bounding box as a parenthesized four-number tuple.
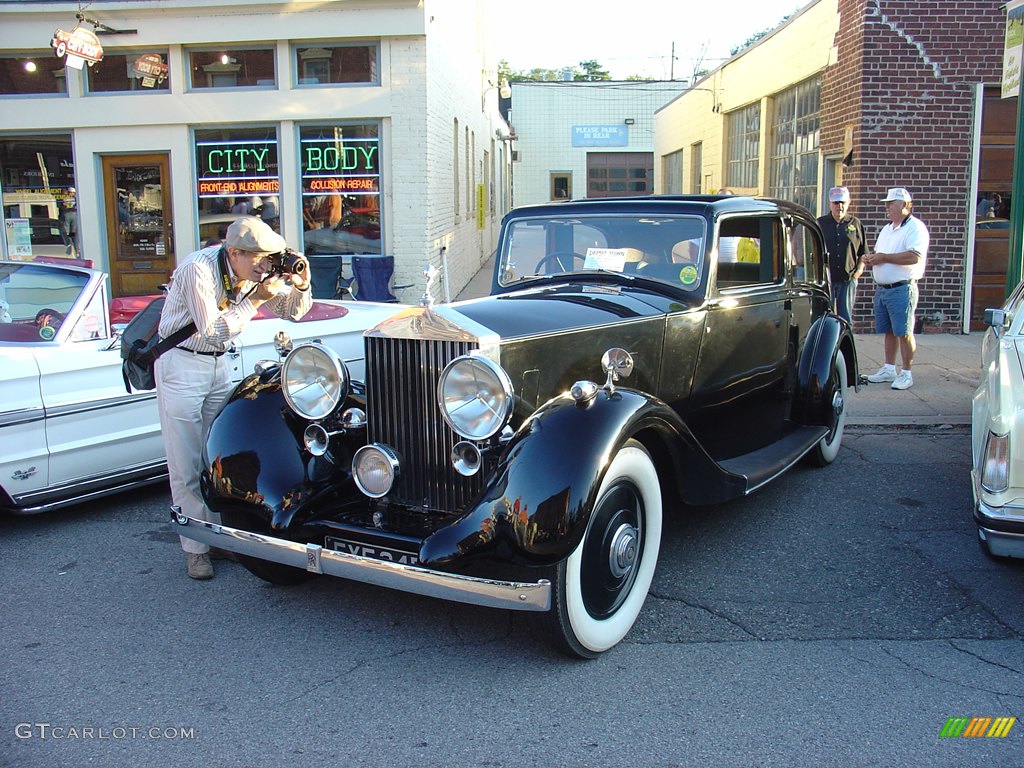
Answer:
(881, 187, 912, 203)
(225, 216, 286, 255)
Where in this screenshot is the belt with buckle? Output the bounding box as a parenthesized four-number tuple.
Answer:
(176, 345, 225, 357)
(877, 280, 911, 289)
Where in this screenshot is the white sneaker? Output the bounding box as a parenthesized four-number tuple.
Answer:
(866, 365, 896, 383)
(891, 370, 913, 390)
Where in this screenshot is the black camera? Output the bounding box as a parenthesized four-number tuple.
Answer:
(268, 248, 307, 277)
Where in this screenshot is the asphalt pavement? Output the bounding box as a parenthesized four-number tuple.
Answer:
(453, 258, 984, 429)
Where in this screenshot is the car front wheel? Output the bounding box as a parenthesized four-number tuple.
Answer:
(545, 440, 662, 658)
(807, 349, 848, 466)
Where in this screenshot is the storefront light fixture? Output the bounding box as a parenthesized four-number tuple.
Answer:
(24, 60, 37, 73)
(220, 54, 237, 65)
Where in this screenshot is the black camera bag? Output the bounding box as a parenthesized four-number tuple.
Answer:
(120, 297, 196, 393)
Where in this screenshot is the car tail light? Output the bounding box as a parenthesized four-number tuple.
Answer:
(981, 431, 1010, 493)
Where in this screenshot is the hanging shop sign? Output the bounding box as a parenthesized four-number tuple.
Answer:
(50, 26, 103, 70)
(132, 54, 168, 88)
(1004, 0, 1024, 98)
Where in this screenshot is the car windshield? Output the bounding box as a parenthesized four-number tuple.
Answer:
(0, 263, 88, 343)
(497, 214, 707, 291)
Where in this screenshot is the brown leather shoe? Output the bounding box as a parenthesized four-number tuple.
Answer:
(186, 552, 213, 580)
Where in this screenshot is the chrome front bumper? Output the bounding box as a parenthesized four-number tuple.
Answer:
(970, 471, 1024, 559)
(172, 509, 551, 611)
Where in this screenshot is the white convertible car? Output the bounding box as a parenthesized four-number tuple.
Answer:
(0, 259, 402, 514)
(972, 281, 1024, 560)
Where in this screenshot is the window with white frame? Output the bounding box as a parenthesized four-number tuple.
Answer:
(187, 47, 276, 89)
(768, 76, 820, 212)
(293, 43, 378, 86)
(726, 102, 760, 189)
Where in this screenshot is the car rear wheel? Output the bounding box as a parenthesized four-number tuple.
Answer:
(544, 440, 662, 658)
(807, 349, 847, 466)
(220, 509, 315, 586)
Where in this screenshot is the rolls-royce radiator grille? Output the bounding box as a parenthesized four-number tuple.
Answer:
(366, 336, 485, 512)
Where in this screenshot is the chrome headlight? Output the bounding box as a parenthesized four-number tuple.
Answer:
(437, 354, 513, 440)
(981, 431, 1010, 493)
(353, 443, 399, 498)
(281, 342, 349, 421)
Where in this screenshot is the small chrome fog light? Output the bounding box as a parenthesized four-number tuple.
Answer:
(981, 431, 1009, 493)
(451, 440, 482, 477)
(352, 443, 400, 498)
(303, 424, 330, 457)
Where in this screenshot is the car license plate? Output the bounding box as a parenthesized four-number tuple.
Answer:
(325, 536, 420, 566)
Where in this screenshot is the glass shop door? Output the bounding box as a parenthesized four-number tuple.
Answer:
(102, 154, 175, 297)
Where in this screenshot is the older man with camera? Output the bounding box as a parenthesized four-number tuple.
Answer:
(156, 216, 311, 580)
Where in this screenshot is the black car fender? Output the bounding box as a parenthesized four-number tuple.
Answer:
(418, 387, 744, 568)
(794, 314, 857, 425)
(201, 374, 354, 531)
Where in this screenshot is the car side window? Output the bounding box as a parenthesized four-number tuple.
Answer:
(716, 217, 783, 287)
(789, 220, 824, 285)
(68, 285, 110, 342)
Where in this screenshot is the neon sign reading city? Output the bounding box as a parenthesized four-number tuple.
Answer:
(196, 139, 279, 198)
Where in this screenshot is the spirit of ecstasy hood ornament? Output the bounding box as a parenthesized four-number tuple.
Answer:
(419, 263, 439, 307)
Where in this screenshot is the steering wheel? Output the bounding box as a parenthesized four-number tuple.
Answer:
(534, 251, 586, 275)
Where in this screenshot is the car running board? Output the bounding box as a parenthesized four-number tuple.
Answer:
(718, 424, 829, 494)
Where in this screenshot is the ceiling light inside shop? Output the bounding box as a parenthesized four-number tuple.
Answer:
(24, 61, 37, 73)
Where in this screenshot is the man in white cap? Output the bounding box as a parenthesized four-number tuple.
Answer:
(156, 217, 311, 579)
(817, 186, 865, 324)
(863, 188, 930, 390)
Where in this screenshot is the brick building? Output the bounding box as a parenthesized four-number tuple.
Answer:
(656, 0, 1011, 332)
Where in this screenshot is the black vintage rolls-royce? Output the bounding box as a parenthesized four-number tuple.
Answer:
(173, 195, 857, 658)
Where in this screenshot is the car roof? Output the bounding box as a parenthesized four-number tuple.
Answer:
(502, 195, 812, 221)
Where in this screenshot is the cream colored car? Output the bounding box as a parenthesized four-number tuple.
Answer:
(972, 281, 1024, 559)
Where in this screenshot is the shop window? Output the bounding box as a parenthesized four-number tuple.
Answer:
(726, 101, 760, 189)
(86, 51, 170, 93)
(550, 173, 571, 200)
(662, 149, 683, 195)
(299, 123, 382, 297)
(0, 135, 78, 259)
(453, 119, 460, 217)
(293, 44, 378, 86)
(187, 48, 276, 89)
(194, 127, 280, 246)
(690, 143, 702, 194)
(0, 53, 67, 95)
(768, 76, 820, 212)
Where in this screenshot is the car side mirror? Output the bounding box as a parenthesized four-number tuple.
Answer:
(984, 308, 1010, 330)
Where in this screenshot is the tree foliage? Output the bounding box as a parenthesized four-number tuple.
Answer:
(574, 60, 610, 81)
(729, 13, 793, 56)
(499, 58, 612, 82)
